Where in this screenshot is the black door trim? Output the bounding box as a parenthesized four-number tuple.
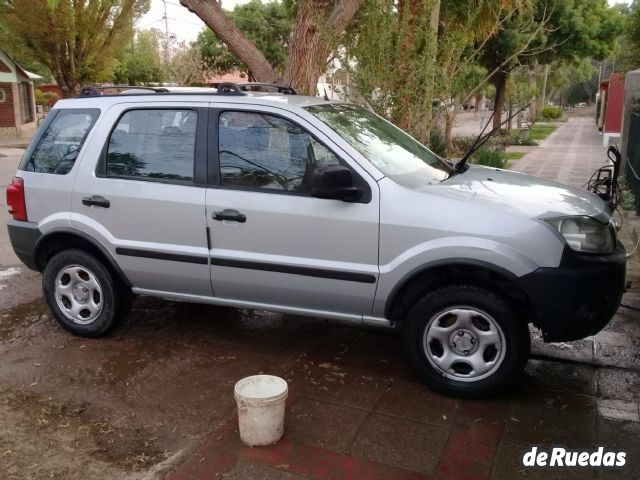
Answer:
(116, 247, 208, 265)
(211, 257, 377, 284)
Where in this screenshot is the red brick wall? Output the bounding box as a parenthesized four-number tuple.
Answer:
(0, 60, 11, 73)
(40, 84, 62, 97)
(0, 82, 16, 128)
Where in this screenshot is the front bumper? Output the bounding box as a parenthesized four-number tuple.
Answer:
(7, 219, 42, 271)
(516, 241, 626, 342)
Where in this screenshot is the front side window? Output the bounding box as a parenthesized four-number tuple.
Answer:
(22, 109, 99, 175)
(219, 111, 340, 192)
(106, 109, 197, 182)
(306, 104, 451, 188)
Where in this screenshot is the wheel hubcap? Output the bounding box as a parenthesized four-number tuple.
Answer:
(450, 329, 478, 355)
(422, 307, 506, 382)
(54, 265, 103, 324)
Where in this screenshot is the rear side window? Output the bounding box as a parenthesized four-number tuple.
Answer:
(21, 109, 99, 175)
(106, 109, 197, 183)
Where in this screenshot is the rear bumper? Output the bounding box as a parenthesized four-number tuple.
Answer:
(7, 220, 42, 271)
(516, 241, 626, 342)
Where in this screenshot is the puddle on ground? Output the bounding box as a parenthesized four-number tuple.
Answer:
(0, 300, 47, 341)
(0, 267, 21, 290)
(99, 346, 172, 386)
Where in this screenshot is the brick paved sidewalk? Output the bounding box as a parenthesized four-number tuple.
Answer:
(511, 117, 609, 188)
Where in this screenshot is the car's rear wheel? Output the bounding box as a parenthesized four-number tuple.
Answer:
(403, 284, 529, 398)
(43, 249, 130, 337)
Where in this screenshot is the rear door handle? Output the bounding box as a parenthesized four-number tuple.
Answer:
(82, 195, 110, 208)
(213, 209, 246, 223)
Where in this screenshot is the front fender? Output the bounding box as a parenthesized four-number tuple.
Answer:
(372, 237, 544, 318)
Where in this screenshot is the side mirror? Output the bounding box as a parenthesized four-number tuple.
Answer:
(311, 165, 362, 202)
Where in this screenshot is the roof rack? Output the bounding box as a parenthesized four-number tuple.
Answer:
(216, 82, 247, 96)
(78, 85, 169, 97)
(237, 83, 298, 95)
(75, 82, 299, 98)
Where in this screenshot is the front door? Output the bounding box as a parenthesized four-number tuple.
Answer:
(72, 102, 212, 296)
(205, 106, 379, 318)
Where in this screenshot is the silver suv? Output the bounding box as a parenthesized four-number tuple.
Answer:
(6, 84, 626, 397)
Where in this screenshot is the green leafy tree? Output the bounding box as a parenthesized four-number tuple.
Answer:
(614, 1, 640, 72)
(543, 58, 596, 105)
(340, 0, 440, 143)
(435, 0, 524, 150)
(113, 29, 165, 85)
(0, 0, 150, 97)
(342, 0, 522, 145)
(196, 0, 293, 77)
(480, 0, 623, 128)
(169, 42, 211, 86)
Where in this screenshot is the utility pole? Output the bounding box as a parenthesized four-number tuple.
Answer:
(162, 0, 171, 85)
(162, 0, 170, 66)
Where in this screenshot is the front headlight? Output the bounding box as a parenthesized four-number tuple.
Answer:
(544, 216, 615, 254)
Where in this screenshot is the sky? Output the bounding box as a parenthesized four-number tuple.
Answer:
(137, 0, 251, 44)
(140, 0, 633, 44)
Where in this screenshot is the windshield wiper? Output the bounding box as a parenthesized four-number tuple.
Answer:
(454, 104, 530, 174)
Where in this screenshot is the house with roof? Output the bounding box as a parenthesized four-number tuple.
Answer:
(0, 48, 41, 140)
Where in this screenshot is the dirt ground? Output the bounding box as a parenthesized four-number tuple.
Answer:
(0, 290, 405, 479)
(1, 280, 639, 479)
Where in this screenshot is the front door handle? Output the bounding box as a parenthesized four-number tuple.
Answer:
(213, 209, 246, 223)
(82, 195, 110, 208)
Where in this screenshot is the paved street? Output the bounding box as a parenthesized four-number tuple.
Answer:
(0, 119, 639, 480)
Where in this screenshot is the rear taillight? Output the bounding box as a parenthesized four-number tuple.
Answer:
(6, 177, 27, 221)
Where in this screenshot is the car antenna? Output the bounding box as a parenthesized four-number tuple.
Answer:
(455, 104, 530, 173)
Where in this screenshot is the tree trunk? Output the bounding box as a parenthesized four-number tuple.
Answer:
(444, 108, 455, 153)
(527, 65, 538, 121)
(285, 0, 366, 94)
(492, 70, 507, 130)
(180, 0, 277, 82)
(444, 93, 459, 154)
(396, 0, 439, 139)
(181, 0, 365, 93)
(284, 1, 333, 94)
(540, 63, 549, 108)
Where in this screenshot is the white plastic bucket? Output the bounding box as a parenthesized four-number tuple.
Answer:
(234, 374, 288, 447)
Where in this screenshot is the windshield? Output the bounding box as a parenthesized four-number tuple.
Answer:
(305, 104, 451, 188)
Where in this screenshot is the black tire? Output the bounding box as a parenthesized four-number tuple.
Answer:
(403, 284, 529, 398)
(42, 249, 131, 337)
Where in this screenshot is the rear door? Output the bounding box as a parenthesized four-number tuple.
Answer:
(205, 104, 380, 318)
(71, 101, 212, 296)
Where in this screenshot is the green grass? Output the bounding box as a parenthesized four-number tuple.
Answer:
(471, 148, 508, 169)
(510, 124, 558, 143)
(528, 124, 558, 141)
(504, 151, 526, 161)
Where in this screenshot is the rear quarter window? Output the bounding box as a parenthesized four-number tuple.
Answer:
(20, 108, 99, 175)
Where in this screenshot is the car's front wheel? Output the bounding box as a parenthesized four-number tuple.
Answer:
(43, 249, 130, 337)
(403, 284, 530, 398)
